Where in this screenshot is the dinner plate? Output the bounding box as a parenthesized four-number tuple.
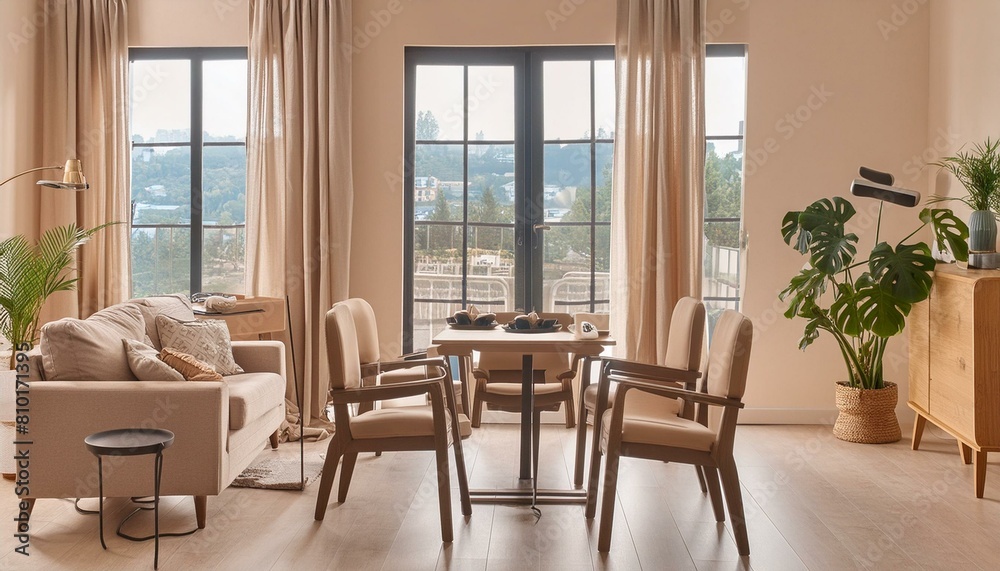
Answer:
(501, 324, 563, 334)
(447, 322, 498, 330)
(567, 324, 610, 335)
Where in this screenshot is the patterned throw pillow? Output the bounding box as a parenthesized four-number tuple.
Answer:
(123, 339, 185, 382)
(159, 347, 224, 382)
(154, 315, 244, 375)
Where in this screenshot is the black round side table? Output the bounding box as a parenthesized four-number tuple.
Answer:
(84, 428, 175, 570)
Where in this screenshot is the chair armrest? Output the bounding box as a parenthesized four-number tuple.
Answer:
(600, 356, 700, 386)
(401, 351, 429, 360)
(379, 356, 447, 374)
(611, 375, 744, 409)
(472, 368, 489, 381)
(231, 340, 285, 376)
(330, 378, 444, 404)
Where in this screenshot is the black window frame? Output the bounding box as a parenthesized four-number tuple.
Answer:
(128, 46, 248, 295)
(403, 45, 614, 353)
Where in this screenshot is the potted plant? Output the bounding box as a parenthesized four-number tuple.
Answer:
(780, 198, 968, 443)
(0, 223, 112, 369)
(930, 138, 1000, 252)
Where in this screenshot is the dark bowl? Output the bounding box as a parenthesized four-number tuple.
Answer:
(453, 313, 472, 325)
(538, 319, 557, 329)
(473, 316, 496, 326)
(513, 317, 532, 329)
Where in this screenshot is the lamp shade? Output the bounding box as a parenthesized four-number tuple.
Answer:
(37, 159, 89, 190)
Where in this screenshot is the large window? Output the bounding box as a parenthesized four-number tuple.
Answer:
(404, 47, 614, 352)
(128, 47, 248, 297)
(704, 45, 748, 329)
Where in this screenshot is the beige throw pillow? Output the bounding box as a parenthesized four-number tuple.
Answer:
(40, 304, 146, 381)
(160, 347, 224, 382)
(123, 339, 185, 382)
(154, 315, 243, 375)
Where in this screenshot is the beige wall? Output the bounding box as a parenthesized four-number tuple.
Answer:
(928, 0, 1000, 204)
(128, 0, 248, 47)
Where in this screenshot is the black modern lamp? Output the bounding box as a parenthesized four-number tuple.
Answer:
(0, 159, 90, 190)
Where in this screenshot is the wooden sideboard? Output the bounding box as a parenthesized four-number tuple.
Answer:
(909, 263, 1000, 498)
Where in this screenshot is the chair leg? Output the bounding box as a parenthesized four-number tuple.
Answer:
(597, 443, 621, 552)
(435, 436, 454, 543)
(337, 452, 359, 502)
(314, 439, 343, 520)
(471, 389, 484, 428)
(451, 415, 472, 517)
(585, 412, 605, 518)
(695, 465, 708, 494)
(574, 407, 590, 488)
(563, 394, 576, 428)
(268, 430, 280, 449)
(703, 466, 725, 522)
(719, 458, 750, 557)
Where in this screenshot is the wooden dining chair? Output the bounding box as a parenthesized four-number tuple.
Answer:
(470, 312, 578, 428)
(341, 298, 471, 439)
(589, 309, 754, 555)
(573, 298, 705, 487)
(315, 303, 472, 542)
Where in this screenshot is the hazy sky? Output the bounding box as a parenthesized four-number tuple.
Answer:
(130, 55, 746, 149)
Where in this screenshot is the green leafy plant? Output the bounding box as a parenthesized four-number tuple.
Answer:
(780, 198, 968, 390)
(0, 223, 113, 369)
(930, 138, 1000, 211)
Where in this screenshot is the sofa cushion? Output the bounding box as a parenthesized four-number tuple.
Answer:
(160, 347, 224, 382)
(156, 315, 244, 375)
(128, 295, 196, 350)
(226, 372, 285, 430)
(124, 339, 185, 382)
(40, 304, 146, 381)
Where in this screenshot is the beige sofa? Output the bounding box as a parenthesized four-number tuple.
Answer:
(23, 296, 286, 528)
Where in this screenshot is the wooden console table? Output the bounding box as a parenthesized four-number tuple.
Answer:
(193, 296, 285, 340)
(909, 263, 1000, 497)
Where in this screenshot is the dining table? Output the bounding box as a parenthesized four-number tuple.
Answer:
(432, 325, 615, 506)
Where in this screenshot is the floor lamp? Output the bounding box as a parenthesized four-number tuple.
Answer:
(1, 159, 89, 478)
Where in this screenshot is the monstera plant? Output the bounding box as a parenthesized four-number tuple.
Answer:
(779, 198, 968, 391)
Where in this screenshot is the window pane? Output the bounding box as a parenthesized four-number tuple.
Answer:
(543, 225, 593, 311)
(468, 144, 514, 224)
(468, 66, 514, 141)
(203, 146, 247, 225)
(414, 144, 464, 221)
(130, 227, 191, 297)
(706, 56, 747, 137)
(414, 224, 463, 269)
(705, 298, 739, 340)
(704, 221, 740, 298)
(415, 65, 464, 141)
(203, 59, 248, 141)
(595, 142, 613, 222)
(466, 226, 514, 313)
(130, 146, 191, 225)
(202, 226, 245, 294)
(131, 60, 190, 143)
(705, 143, 743, 220)
(594, 60, 615, 139)
(412, 301, 459, 352)
(544, 61, 591, 140)
(544, 143, 590, 215)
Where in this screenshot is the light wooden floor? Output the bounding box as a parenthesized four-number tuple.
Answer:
(5, 423, 1000, 570)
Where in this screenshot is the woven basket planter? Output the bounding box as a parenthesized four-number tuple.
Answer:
(833, 381, 901, 444)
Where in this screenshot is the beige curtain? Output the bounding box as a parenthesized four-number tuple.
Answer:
(40, 0, 131, 320)
(610, 0, 706, 364)
(246, 0, 353, 426)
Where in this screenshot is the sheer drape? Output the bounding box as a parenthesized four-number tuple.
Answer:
(246, 0, 353, 425)
(40, 0, 131, 319)
(610, 0, 706, 364)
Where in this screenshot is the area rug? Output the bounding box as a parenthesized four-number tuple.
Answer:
(231, 448, 326, 490)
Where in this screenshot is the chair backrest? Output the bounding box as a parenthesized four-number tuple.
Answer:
(325, 302, 363, 391)
(664, 297, 706, 371)
(705, 309, 753, 401)
(479, 311, 574, 381)
(341, 298, 380, 366)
